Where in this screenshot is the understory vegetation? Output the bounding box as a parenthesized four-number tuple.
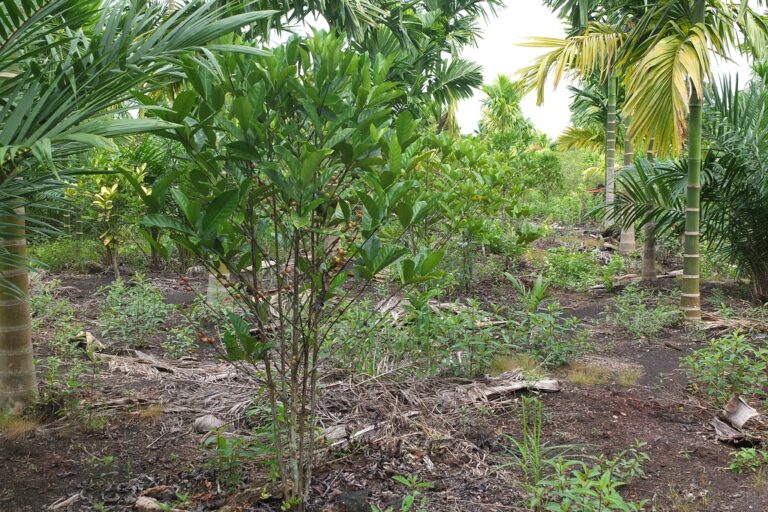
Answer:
(3, 1, 768, 511)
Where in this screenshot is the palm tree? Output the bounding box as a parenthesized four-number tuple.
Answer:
(613, 72, 768, 303)
(0, 0, 272, 412)
(619, 0, 768, 319)
(518, 22, 626, 228)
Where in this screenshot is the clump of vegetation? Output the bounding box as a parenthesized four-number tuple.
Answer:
(538, 247, 602, 291)
(99, 273, 172, 348)
(328, 293, 503, 378)
(606, 284, 681, 338)
(729, 448, 768, 474)
(161, 325, 197, 359)
(683, 331, 768, 406)
(501, 397, 649, 511)
(29, 239, 103, 273)
(506, 275, 589, 368)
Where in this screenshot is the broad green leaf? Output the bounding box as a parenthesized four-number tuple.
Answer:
(202, 189, 240, 233)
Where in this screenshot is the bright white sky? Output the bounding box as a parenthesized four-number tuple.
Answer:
(457, 0, 753, 138)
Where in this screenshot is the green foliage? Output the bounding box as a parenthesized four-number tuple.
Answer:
(203, 431, 259, 491)
(501, 398, 648, 512)
(683, 331, 768, 406)
(141, 31, 447, 503)
(372, 474, 433, 512)
(99, 274, 172, 349)
(328, 294, 503, 378)
(30, 278, 75, 329)
(161, 325, 197, 359)
(602, 255, 624, 290)
(729, 448, 768, 474)
(29, 239, 103, 273)
(538, 247, 602, 291)
(505, 275, 588, 368)
(606, 285, 681, 338)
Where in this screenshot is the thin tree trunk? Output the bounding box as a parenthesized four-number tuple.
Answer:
(0, 209, 37, 411)
(641, 142, 657, 280)
(604, 75, 617, 229)
(149, 227, 162, 271)
(619, 132, 636, 254)
(642, 222, 657, 280)
(681, 0, 705, 321)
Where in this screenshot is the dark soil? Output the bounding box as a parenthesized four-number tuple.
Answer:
(2, 260, 766, 511)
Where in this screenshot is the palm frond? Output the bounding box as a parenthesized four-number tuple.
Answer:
(517, 22, 626, 105)
(622, 23, 710, 155)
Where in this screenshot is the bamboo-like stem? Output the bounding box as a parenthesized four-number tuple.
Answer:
(681, 0, 705, 321)
(604, 74, 617, 229)
(0, 209, 36, 411)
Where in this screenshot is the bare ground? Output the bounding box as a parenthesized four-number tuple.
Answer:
(1, 267, 767, 512)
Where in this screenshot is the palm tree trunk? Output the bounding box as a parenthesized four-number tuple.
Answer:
(0, 209, 36, 411)
(619, 134, 636, 254)
(604, 74, 617, 229)
(642, 142, 657, 280)
(642, 222, 657, 280)
(681, 0, 705, 321)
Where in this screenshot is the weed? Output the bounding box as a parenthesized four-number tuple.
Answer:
(372, 474, 433, 512)
(327, 294, 504, 378)
(87, 454, 118, 478)
(602, 254, 625, 291)
(203, 431, 256, 490)
(566, 364, 611, 385)
(500, 397, 648, 511)
(99, 273, 172, 348)
(490, 354, 545, 378)
(162, 324, 197, 358)
(683, 331, 768, 406)
(539, 247, 601, 291)
(729, 448, 768, 474)
(138, 405, 165, 419)
(0, 414, 39, 440)
(29, 238, 103, 272)
(606, 284, 681, 338)
(616, 368, 643, 388)
(506, 297, 589, 369)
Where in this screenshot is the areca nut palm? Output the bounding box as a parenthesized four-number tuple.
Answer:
(619, 0, 768, 320)
(0, 0, 273, 412)
(518, 22, 626, 227)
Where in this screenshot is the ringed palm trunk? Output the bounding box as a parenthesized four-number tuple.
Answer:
(604, 74, 617, 229)
(642, 143, 657, 280)
(0, 209, 36, 411)
(681, 0, 705, 321)
(619, 133, 636, 254)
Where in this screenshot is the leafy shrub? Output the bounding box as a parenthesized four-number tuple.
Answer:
(29, 238, 103, 272)
(606, 284, 681, 338)
(729, 448, 768, 474)
(99, 273, 172, 348)
(683, 331, 768, 406)
(539, 247, 601, 291)
(526, 189, 601, 226)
